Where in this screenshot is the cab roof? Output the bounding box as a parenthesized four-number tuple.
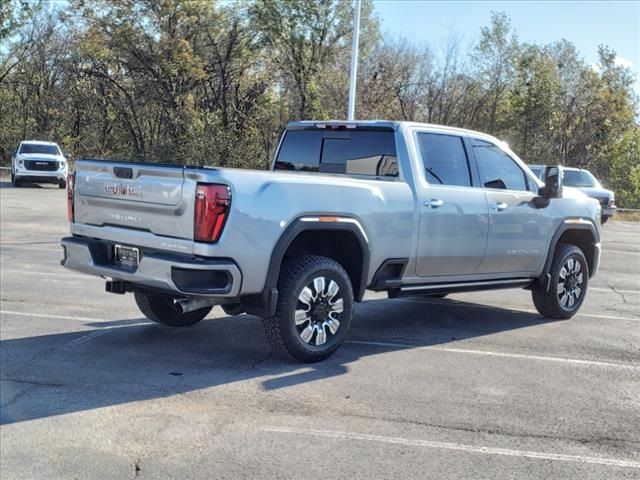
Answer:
(287, 120, 504, 144)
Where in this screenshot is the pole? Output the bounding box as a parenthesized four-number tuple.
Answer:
(347, 0, 361, 121)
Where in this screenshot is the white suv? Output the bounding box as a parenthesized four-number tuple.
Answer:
(11, 140, 68, 188)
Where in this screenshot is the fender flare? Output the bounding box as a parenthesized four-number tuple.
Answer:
(264, 216, 371, 301)
(539, 219, 598, 289)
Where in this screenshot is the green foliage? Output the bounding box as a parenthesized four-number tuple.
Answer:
(0, 3, 637, 207)
(503, 45, 564, 163)
(605, 126, 640, 208)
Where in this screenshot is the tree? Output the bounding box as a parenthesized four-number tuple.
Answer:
(606, 126, 640, 208)
(0, 5, 637, 208)
(0, 0, 36, 85)
(504, 45, 563, 163)
(251, 0, 378, 119)
(472, 11, 519, 133)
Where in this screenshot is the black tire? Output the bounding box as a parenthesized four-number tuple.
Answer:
(531, 243, 589, 319)
(263, 255, 354, 363)
(58, 179, 66, 189)
(133, 291, 211, 327)
(11, 172, 20, 187)
(221, 303, 244, 316)
(601, 215, 609, 225)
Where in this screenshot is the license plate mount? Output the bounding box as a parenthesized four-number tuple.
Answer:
(114, 244, 139, 269)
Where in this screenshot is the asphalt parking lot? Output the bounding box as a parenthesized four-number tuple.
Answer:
(1, 180, 639, 479)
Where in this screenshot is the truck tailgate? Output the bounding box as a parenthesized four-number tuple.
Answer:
(74, 160, 196, 241)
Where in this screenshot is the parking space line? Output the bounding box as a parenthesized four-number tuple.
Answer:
(1, 310, 107, 322)
(261, 426, 640, 469)
(400, 298, 640, 322)
(1, 310, 152, 347)
(0, 241, 60, 246)
(590, 286, 640, 295)
(2, 310, 637, 368)
(578, 312, 640, 321)
(66, 329, 115, 347)
(0, 244, 61, 252)
(0, 269, 91, 279)
(347, 340, 640, 370)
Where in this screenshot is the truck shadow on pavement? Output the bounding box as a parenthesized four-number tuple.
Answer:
(0, 296, 555, 425)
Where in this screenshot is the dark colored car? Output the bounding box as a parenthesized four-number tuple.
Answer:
(529, 165, 615, 224)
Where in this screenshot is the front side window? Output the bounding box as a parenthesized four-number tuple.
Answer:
(472, 140, 528, 191)
(19, 143, 60, 155)
(417, 133, 472, 187)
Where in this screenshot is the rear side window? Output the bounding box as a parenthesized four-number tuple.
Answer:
(274, 131, 322, 172)
(274, 129, 398, 178)
(417, 133, 471, 187)
(472, 140, 528, 191)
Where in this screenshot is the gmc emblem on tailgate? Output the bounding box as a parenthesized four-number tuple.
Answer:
(105, 183, 141, 197)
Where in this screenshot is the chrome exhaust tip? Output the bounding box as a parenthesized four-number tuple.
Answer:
(174, 297, 219, 314)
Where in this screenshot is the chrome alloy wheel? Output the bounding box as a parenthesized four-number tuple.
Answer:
(295, 276, 344, 346)
(557, 257, 584, 309)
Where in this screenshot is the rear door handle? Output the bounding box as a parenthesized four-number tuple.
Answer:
(424, 199, 444, 208)
(491, 202, 508, 211)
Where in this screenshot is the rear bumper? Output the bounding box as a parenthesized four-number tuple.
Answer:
(60, 236, 242, 297)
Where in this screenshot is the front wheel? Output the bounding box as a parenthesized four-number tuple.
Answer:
(58, 179, 66, 189)
(134, 292, 211, 327)
(11, 172, 20, 187)
(263, 255, 354, 363)
(531, 243, 589, 319)
(601, 215, 609, 225)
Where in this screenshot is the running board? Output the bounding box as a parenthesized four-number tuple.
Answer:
(392, 278, 533, 297)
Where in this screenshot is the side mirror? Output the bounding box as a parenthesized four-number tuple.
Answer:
(533, 165, 563, 208)
(542, 165, 563, 199)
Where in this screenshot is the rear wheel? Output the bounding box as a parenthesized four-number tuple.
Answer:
(134, 291, 211, 327)
(532, 243, 588, 319)
(263, 255, 353, 363)
(601, 215, 609, 225)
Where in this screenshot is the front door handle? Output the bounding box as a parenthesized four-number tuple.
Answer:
(425, 199, 444, 208)
(491, 202, 508, 211)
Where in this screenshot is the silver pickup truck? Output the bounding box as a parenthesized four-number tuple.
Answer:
(61, 120, 602, 362)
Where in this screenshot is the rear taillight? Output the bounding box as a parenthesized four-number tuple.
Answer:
(194, 184, 231, 243)
(67, 171, 75, 222)
(608, 198, 616, 207)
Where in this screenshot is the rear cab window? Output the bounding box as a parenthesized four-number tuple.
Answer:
(274, 128, 398, 178)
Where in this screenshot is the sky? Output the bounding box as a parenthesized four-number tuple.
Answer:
(374, 0, 639, 90)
